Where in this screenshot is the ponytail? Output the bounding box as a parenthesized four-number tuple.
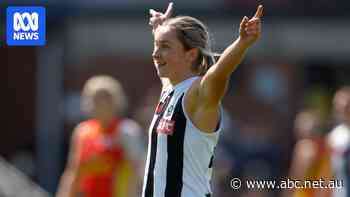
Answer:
(197, 48, 220, 76)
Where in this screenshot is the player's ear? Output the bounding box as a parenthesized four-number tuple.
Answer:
(186, 48, 200, 64)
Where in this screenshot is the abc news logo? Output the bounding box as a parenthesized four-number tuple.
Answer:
(7, 7, 46, 46)
(13, 12, 39, 40)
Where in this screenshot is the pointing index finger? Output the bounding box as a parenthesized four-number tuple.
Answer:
(253, 5, 263, 18)
(164, 2, 174, 18)
(149, 9, 158, 16)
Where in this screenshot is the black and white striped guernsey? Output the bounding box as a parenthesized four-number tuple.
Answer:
(142, 77, 223, 197)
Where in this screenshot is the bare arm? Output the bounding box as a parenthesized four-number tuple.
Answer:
(289, 139, 317, 180)
(198, 5, 263, 107)
(56, 128, 81, 197)
(281, 139, 317, 197)
(149, 3, 173, 89)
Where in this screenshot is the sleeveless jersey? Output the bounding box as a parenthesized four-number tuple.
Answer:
(142, 77, 223, 197)
(75, 118, 134, 197)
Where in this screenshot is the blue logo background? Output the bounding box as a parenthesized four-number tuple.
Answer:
(7, 6, 46, 46)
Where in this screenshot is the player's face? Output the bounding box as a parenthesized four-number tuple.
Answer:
(152, 25, 192, 78)
(91, 90, 116, 120)
(294, 112, 317, 139)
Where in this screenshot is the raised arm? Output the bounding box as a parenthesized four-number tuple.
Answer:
(149, 2, 173, 34)
(149, 3, 173, 89)
(198, 5, 263, 106)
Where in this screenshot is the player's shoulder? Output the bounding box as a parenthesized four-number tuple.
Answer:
(73, 119, 97, 139)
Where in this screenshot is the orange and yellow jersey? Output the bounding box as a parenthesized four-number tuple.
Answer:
(74, 118, 133, 197)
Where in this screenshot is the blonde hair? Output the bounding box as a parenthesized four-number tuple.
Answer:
(163, 16, 219, 76)
(81, 75, 127, 115)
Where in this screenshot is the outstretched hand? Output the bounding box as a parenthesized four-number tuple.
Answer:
(239, 5, 263, 46)
(149, 2, 173, 33)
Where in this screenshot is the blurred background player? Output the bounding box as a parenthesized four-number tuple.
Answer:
(286, 109, 332, 197)
(327, 86, 350, 197)
(56, 75, 145, 197)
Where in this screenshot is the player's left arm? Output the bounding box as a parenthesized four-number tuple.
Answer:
(197, 5, 263, 107)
